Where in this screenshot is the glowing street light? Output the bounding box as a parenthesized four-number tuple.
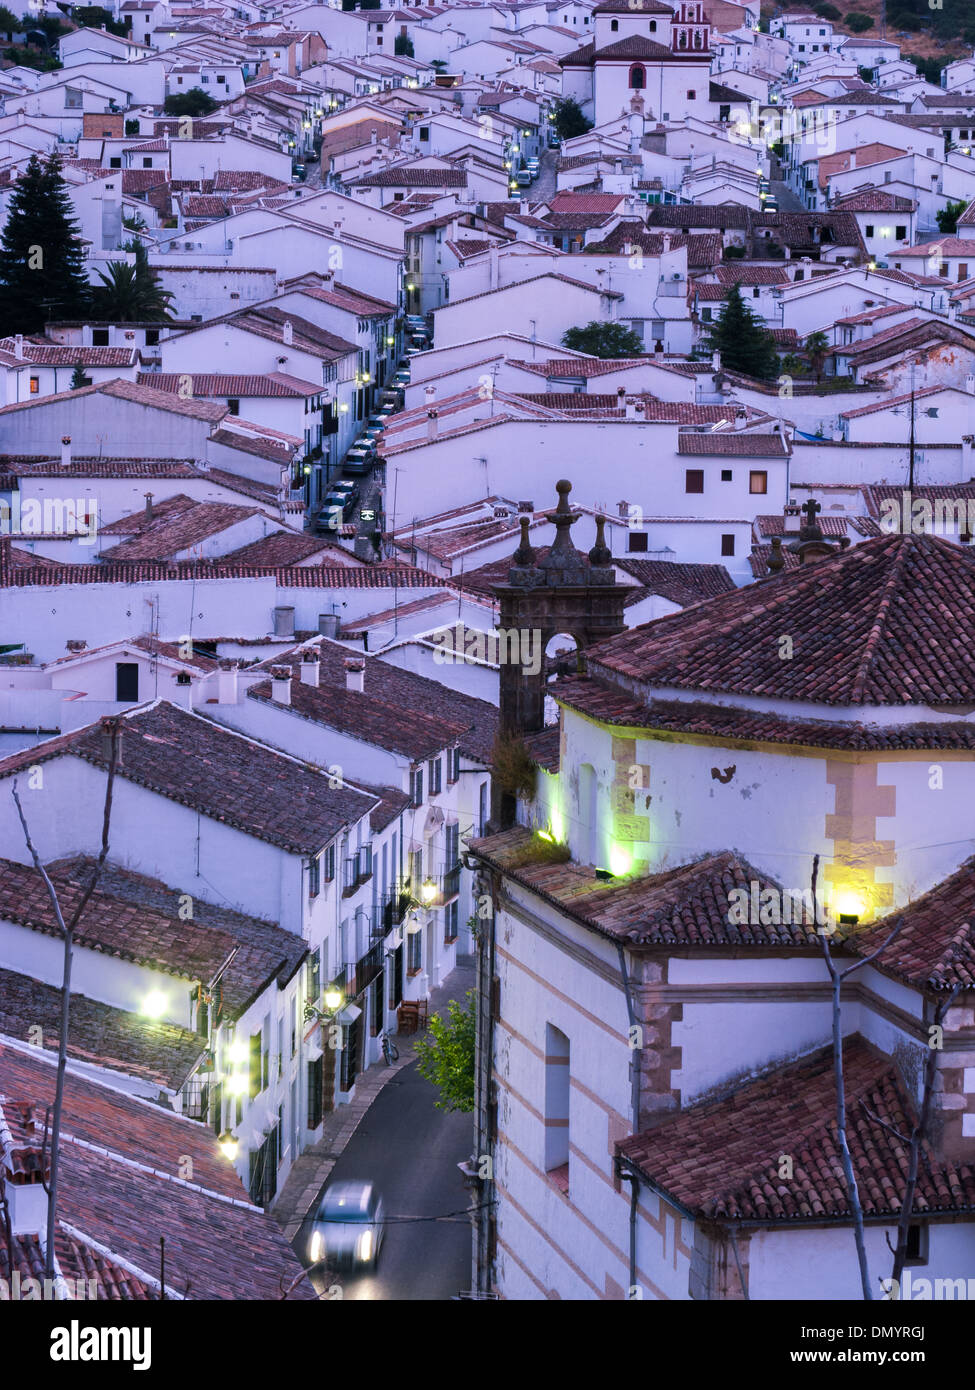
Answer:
(218, 1132, 239, 1161)
(142, 991, 167, 1019)
(420, 876, 437, 904)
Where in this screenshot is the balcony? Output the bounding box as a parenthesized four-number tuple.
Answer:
(380, 888, 417, 933)
(349, 939, 384, 997)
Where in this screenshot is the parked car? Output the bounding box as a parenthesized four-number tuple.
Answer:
(308, 1181, 385, 1269)
(516, 168, 532, 187)
(408, 333, 429, 350)
(342, 446, 376, 476)
(548, 130, 560, 148)
(764, 194, 779, 210)
(527, 158, 540, 174)
(405, 315, 427, 332)
(329, 479, 359, 507)
(314, 499, 344, 532)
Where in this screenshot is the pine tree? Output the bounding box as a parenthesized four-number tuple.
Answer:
(707, 284, 779, 380)
(0, 152, 90, 333)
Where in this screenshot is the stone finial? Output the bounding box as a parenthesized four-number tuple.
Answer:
(767, 535, 785, 574)
(588, 515, 612, 567)
(513, 514, 536, 567)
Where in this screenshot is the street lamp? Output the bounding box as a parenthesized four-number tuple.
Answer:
(420, 876, 437, 905)
(218, 1132, 239, 1161)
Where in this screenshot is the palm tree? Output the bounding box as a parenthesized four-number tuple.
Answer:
(91, 244, 173, 322)
(805, 330, 830, 383)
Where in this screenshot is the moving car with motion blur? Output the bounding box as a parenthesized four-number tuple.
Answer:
(309, 1181, 386, 1269)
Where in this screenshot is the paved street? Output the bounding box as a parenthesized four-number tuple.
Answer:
(287, 962, 477, 1301)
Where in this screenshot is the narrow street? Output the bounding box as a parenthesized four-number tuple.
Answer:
(296, 1056, 474, 1300)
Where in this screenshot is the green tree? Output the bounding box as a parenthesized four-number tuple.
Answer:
(909, 55, 947, 84)
(0, 6, 19, 39)
(551, 95, 592, 141)
(72, 5, 126, 36)
(70, 362, 91, 389)
(814, 2, 840, 17)
(561, 320, 644, 358)
(805, 329, 830, 383)
(843, 11, 874, 31)
(414, 991, 476, 1112)
(0, 152, 90, 333)
(707, 284, 779, 380)
(91, 241, 173, 322)
(26, 12, 70, 42)
(163, 87, 218, 117)
(429, 58, 447, 72)
(394, 32, 413, 56)
(936, 198, 968, 234)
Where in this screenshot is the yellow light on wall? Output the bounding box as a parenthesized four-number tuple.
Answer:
(386, 335, 395, 345)
(832, 888, 865, 921)
(218, 1131, 239, 1161)
(608, 843, 632, 877)
(420, 877, 437, 904)
(227, 1038, 248, 1065)
(142, 991, 167, 1019)
(227, 1074, 248, 1097)
(323, 982, 343, 1011)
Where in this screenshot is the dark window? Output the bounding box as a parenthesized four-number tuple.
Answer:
(92, 329, 110, 346)
(629, 64, 646, 90)
(249, 1032, 262, 1098)
(687, 89, 696, 100)
(905, 1224, 928, 1265)
(323, 844, 335, 881)
(227, 398, 240, 415)
(721, 534, 735, 556)
(419, 125, 429, 140)
(145, 329, 159, 346)
(865, 224, 874, 237)
(701, 307, 712, 321)
(306, 947, 321, 1002)
(115, 662, 139, 701)
(411, 767, 423, 807)
(895, 225, 906, 239)
(110, 156, 122, 168)
(142, 157, 152, 168)
(721, 468, 733, 481)
(309, 854, 320, 897)
(445, 900, 458, 942)
(685, 468, 704, 494)
(750, 470, 768, 494)
(428, 756, 442, 795)
(610, 17, 618, 28)
(627, 531, 649, 552)
(752, 286, 760, 298)
(307, 1056, 323, 1128)
(407, 926, 422, 973)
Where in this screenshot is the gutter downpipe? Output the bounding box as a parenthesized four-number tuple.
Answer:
(617, 943, 644, 1298)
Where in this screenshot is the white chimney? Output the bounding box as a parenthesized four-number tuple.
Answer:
(488, 243, 499, 290)
(424, 384, 436, 407)
(712, 351, 721, 372)
(427, 409, 438, 440)
(344, 657, 365, 693)
(217, 659, 239, 704)
(519, 198, 529, 215)
(625, 396, 641, 420)
(60, 435, 72, 469)
(282, 319, 294, 346)
(662, 233, 672, 254)
(300, 651, 320, 686)
(13, 333, 24, 360)
(270, 664, 292, 705)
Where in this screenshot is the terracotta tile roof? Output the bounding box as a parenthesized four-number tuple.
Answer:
(99, 501, 263, 562)
(0, 855, 236, 984)
(354, 165, 468, 188)
(220, 531, 344, 565)
(138, 370, 321, 398)
(251, 637, 498, 764)
(618, 1037, 975, 1222)
(677, 431, 790, 456)
(0, 964, 204, 1092)
(554, 679, 975, 751)
(645, 205, 751, 231)
(853, 859, 975, 993)
(507, 355, 654, 378)
(547, 192, 625, 214)
(584, 226, 722, 269)
(832, 190, 916, 213)
(470, 828, 817, 947)
(715, 264, 791, 286)
(0, 377, 227, 423)
(208, 427, 298, 464)
(0, 338, 137, 368)
(53, 1227, 154, 1300)
(0, 702, 377, 855)
(0, 1044, 317, 1299)
(756, 512, 849, 538)
(81, 859, 307, 1017)
(586, 534, 975, 708)
(615, 559, 736, 605)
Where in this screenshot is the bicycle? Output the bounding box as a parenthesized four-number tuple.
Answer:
(381, 1031, 399, 1066)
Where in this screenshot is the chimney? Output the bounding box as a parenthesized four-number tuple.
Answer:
(424, 384, 437, 407)
(144, 492, 154, 524)
(625, 395, 641, 420)
(217, 658, 239, 704)
(272, 605, 295, 638)
(65, 639, 87, 652)
(344, 657, 365, 693)
(427, 409, 438, 440)
(13, 333, 23, 360)
(519, 198, 529, 215)
(60, 435, 72, 469)
(300, 650, 320, 686)
(282, 319, 294, 346)
(711, 351, 721, 371)
(488, 243, 499, 290)
(662, 233, 671, 254)
(270, 663, 292, 705)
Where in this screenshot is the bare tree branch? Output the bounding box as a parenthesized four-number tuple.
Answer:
(11, 716, 122, 1282)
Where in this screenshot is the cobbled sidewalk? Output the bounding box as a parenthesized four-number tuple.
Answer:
(273, 958, 475, 1243)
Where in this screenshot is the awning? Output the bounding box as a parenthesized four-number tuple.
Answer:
(424, 805, 445, 837)
(337, 1003, 362, 1025)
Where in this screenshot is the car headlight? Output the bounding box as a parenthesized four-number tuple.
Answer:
(310, 1230, 323, 1263)
(357, 1230, 373, 1263)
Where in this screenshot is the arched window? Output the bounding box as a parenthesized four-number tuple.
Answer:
(610, 17, 618, 29)
(649, 19, 656, 30)
(629, 63, 646, 89)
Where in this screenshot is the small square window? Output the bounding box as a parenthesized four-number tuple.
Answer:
(29, 376, 39, 394)
(905, 1224, 929, 1266)
(865, 224, 874, 237)
(749, 470, 768, 495)
(92, 330, 109, 346)
(227, 398, 240, 415)
(721, 534, 735, 557)
(627, 531, 649, 552)
(720, 468, 732, 481)
(895, 225, 906, 239)
(685, 468, 704, 494)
